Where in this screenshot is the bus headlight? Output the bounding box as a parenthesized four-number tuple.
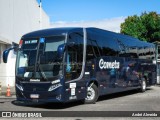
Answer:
(16, 84, 24, 91)
(48, 83, 62, 91)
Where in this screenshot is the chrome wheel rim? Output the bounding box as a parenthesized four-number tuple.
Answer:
(86, 87, 95, 101)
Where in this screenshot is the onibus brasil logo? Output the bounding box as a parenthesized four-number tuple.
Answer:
(99, 59, 120, 69)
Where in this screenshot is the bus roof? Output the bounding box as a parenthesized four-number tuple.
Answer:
(22, 27, 154, 49)
(86, 27, 154, 48)
(22, 27, 83, 39)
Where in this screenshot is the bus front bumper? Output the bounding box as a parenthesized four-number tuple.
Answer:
(16, 88, 65, 103)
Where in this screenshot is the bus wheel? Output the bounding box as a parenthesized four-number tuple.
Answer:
(140, 78, 146, 92)
(84, 84, 99, 104)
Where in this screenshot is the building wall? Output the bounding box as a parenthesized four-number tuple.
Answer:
(0, 0, 50, 89)
(0, 0, 49, 43)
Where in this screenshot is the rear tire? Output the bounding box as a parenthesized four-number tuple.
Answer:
(84, 84, 99, 104)
(140, 78, 146, 92)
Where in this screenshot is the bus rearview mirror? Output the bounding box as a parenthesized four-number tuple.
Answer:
(3, 49, 10, 63)
(3, 48, 15, 63)
(57, 44, 65, 59)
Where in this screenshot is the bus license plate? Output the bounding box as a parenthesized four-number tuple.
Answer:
(30, 94, 39, 98)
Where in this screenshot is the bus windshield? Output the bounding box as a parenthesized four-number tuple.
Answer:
(16, 36, 65, 80)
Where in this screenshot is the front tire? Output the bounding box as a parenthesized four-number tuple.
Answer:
(84, 84, 99, 104)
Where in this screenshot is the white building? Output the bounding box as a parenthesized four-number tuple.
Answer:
(0, 0, 50, 91)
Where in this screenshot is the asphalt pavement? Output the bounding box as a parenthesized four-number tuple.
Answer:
(0, 85, 160, 119)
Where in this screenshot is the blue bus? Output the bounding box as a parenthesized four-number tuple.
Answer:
(3, 27, 156, 104)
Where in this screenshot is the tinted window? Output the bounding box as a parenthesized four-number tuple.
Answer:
(65, 32, 83, 81)
(87, 31, 119, 58)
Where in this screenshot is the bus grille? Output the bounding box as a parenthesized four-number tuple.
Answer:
(22, 83, 50, 92)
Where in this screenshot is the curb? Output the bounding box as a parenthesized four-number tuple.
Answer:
(0, 95, 16, 99)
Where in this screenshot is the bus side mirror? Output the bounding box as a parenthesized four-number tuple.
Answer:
(3, 49, 11, 63)
(3, 47, 15, 63)
(57, 44, 65, 59)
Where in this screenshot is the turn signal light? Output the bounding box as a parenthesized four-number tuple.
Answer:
(19, 40, 23, 48)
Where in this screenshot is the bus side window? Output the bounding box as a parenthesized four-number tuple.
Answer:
(86, 38, 102, 61)
(86, 40, 96, 60)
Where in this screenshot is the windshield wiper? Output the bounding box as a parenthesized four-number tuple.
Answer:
(33, 39, 40, 78)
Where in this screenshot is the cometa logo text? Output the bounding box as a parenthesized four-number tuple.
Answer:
(99, 59, 120, 69)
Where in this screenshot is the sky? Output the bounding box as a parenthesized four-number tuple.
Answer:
(38, 0, 160, 32)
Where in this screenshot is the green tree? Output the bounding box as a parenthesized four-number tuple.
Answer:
(120, 12, 160, 42)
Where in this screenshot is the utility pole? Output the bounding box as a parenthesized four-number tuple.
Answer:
(39, 0, 42, 29)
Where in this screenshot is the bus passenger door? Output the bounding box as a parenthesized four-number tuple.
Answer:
(64, 32, 86, 101)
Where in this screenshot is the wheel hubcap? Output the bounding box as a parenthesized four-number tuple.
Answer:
(86, 87, 95, 100)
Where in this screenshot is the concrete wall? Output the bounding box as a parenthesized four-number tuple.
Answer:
(0, 0, 50, 91)
(0, 0, 49, 43)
